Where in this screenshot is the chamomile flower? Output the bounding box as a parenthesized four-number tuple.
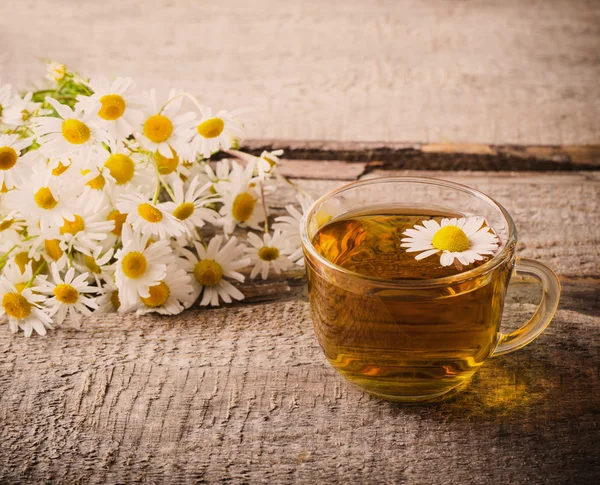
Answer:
(246, 230, 293, 280)
(401, 216, 500, 267)
(96, 279, 121, 313)
(46, 62, 66, 82)
(33, 97, 109, 164)
(186, 106, 246, 159)
(162, 176, 219, 233)
(97, 140, 154, 198)
(217, 161, 265, 235)
(135, 88, 195, 158)
(0, 211, 25, 252)
(7, 169, 78, 232)
(117, 193, 186, 239)
(0, 78, 13, 124)
(205, 158, 232, 185)
(272, 194, 313, 266)
(34, 263, 99, 327)
(178, 236, 249, 306)
(0, 134, 35, 190)
(127, 262, 195, 315)
(74, 246, 114, 286)
(54, 192, 115, 256)
(83, 76, 144, 139)
(228, 149, 283, 180)
(0, 263, 53, 337)
(2, 92, 47, 126)
(114, 223, 173, 307)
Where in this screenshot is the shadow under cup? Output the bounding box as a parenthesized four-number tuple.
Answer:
(301, 177, 560, 402)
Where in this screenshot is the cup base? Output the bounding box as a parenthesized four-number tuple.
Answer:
(357, 377, 472, 403)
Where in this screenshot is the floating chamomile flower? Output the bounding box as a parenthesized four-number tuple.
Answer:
(162, 176, 219, 233)
(187, 106, 246, 159)
(401, 216, 500, 267)
(127, 262, 195, 315)
(114, 223, 173, 307)
(0, 134, 35, 190)
(117, 193, 186, 239)
(0, 263, 53, 337)
(34, 97, 109, 165)
(246, 230, 293, 280)
(34, 263, 99, 327)
(135, 88, 195, 158)
(178, 236, 249, 306)
(84, 76, 144, 139)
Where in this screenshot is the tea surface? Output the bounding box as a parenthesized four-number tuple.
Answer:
(311, 211, 490, 280)
(307, 208, 510, 401)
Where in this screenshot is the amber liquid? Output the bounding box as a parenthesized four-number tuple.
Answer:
(307, 208, 512, 401)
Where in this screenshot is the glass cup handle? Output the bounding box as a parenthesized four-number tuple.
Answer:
(492, 257, 561, 357)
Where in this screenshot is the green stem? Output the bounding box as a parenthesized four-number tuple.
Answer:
(25, 260, 47, 289)
(260, 181, 269, 233)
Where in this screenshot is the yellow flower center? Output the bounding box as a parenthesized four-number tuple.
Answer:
(143, 114, 173, 143)
(197, 117, 225, 139)
(0, 218, 13, 231)
(61, 119, 91, 145)
(2, 292, 31, 319)
(98, 94, 126, 121)
(121, 252, 147, 279)
(53, 283, 79, 304)
(14, 252, 43, 274)
(34, 187, 58, 210)
(104, 154, 135, 185)
(107, 209, 127, 236)
(44, 239, 63, 261)
(432, 226, 470, 253)
(14, 282, 27, 293)
(51, 160, 71, 176)
(140, 281, 170, 307)
(173, 202, 195, 220)
(60, 214, 85, 236)
(0, 146, 18, 170)
(110, 291, 121, 310)
(193, 260, 223, 286)
(86, 173, 106, 190)
(84, 255, 101, 274)
(155, 149, 179, 175)
(258, 246, 279, 261)
(231, 192, 255, 222)
(137, 203, 163, 223)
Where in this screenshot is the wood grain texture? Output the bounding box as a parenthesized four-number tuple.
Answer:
(2, 0, 599, 145)
(0, 283, 597, 484)
(0, 171, 599, 484)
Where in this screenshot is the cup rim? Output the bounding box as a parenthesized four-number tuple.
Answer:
(300, 176, 518, 288)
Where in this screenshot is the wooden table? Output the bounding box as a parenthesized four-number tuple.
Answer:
(1, 144, 598, 484)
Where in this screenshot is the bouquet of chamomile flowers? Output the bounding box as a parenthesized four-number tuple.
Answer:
(0, 62, 310, 337)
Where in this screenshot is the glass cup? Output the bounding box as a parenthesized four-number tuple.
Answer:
(301, 177, 561, 402)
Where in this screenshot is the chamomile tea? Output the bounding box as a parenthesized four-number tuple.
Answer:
(306, 207, 512, 401)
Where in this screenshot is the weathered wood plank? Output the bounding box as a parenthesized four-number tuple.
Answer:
(246, 142, 600, 171)
(0, 281, 597, 484)
(0, 170, 598, 483)
(3, 0, 600, 145)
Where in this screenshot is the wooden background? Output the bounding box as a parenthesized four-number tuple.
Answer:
(1, 0, 599, 145)
(1, 1, 599, 484)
